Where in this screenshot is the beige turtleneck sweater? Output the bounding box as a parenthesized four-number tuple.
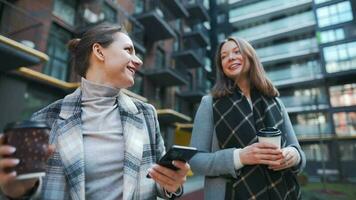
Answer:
(81, 78, 124, 200)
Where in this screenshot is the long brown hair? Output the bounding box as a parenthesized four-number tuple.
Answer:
(68, 23, 126, 77)
(211, 37, 279, 98)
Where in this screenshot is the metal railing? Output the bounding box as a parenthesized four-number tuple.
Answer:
(0, 0, 44, 50)
(256, 38, 318, 59)
(233, 11, 315, 41)
(266, 60, 322, 83)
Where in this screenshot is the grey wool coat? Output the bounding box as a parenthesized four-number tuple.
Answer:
(0, 88, 167, 200)
(189, 95, 306, 200)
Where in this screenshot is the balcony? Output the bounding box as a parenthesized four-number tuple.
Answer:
(0, 0, 49, 71)
(229, 0, 312, 27)
(135, 8, 176, 42)
(266, 60, 323, 87)
(280, 95, 329, 113)
(294, 123, 333, 138)
(183, 0, 210, 23)
(160, 0, 189, 18)
(173, 49, 204, 69)
(183, 24, 209, 47)
(145, 67, 188, 87)
(178, 85, 206, 102)
(125, 14, 146, 54)
(256, 38, 319, 65)
(232, 11, 316, 44)
(157, 109, 191, 124)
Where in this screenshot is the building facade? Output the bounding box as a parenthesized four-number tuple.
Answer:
(0, 0, 211, 198)
(224, 0, 356, 183)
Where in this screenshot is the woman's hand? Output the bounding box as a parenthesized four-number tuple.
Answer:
(148, 160, 190, 193)
(0, 134, 55, 198)
(269, 147, 300, 171)
(239, 142, 283, 166)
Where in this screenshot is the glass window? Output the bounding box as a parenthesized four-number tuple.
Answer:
(329, 83, 356, 107)
(315, 0, 332, 4)
(53, 0, 77, 26)
(339, 142, 356, 161)
(302, 144, 329, 161)
(279, 87, 328, 108)
(44, 24, 72, 81)
(319, 28, 345, 44)
(129, 73, 143, 95)
(333, 112, 356, 136)
(102, 3, 117, 23)
(22, 84, 62, 120)
(290, 112, 331, 137)
(316, 1, 353, 28)
(324, 41, 356, 73)
(135, 0, 144, 14)
(155, 48, 165, 69)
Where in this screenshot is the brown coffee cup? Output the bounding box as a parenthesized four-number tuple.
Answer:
(4, 120, 49, 180)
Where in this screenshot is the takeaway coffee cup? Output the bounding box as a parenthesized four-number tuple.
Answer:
(257, 127, 281, 149)
(4, 120, 49, 180)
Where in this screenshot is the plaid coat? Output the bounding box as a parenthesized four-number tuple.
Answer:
(28, 88, 166, 200)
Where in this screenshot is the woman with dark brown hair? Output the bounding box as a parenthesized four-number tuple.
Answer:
(0, 23, 189, 200)
(190, 37, 306, 200)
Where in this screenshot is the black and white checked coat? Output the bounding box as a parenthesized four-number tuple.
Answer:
(190, 95, 306, 200)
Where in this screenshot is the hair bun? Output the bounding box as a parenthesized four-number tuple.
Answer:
(67, 38, 81, 53)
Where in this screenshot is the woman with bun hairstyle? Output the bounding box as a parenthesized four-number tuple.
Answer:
(0, 23, 189, 200)
(189, 37, 306, 200)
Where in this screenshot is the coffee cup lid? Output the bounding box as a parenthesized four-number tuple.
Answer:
(4, 120, 49, 132)
(257, 127, 281, 137)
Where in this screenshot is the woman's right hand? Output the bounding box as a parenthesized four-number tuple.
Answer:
(0, 134, 55, 198)
(239, 142, 283, 166)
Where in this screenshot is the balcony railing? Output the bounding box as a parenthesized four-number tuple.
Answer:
(233, 11, 316, 42)
(280, 95, 328, 109)
(0, 0, 48, 71)
(183, 0, 210, 23)
(256, 38, 318, 63)
(0, 0, 44, 50)
(266, 60, 322, 86)
(294, 123, 333, 137)
(229, 0, 312, 23)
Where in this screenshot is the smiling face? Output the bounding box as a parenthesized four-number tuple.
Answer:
(220, 40, 250, 82)
(92, 32, 143, 89)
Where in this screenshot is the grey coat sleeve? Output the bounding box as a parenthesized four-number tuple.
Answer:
(277, 98, 306, 173)
(189, 95, 238, 178)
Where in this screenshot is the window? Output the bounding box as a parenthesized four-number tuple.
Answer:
(329, 83, 356, 107)
(339, 142, 356, 161)
(315, 0, 332, 4)
(316, 1, 353, 28)
(279, 87, 328, 108)
(22, 84, 62, 120)
(319, 28, 345, 44)
(302, 144, 329, 161)
(323, 41, 356, 73)
(129, 73, 144, 95)
(290, 112, 331, 137)
(155, 48, 165, 69)
(102, 3, 117, 23)
(44, 24, 72, 81)
(135, 0, 144, 14)
(53, 0, 77, 26)
(217, 14, 226, 24)
(333, 112, 356, 136)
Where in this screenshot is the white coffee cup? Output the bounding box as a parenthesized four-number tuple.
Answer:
(257, 127, 281, 149)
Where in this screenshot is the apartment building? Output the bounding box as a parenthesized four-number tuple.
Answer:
(223, 0, 356, 182)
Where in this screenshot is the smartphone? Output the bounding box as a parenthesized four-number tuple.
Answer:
(157, 145, 198, 170)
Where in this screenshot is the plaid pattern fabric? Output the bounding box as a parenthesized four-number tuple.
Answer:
(213, 88, 300, 200)
(28, 88, 166, 200)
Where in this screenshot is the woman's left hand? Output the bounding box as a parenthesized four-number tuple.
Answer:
(268, 147, 300, 171)
(148, 161, 190, 193)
